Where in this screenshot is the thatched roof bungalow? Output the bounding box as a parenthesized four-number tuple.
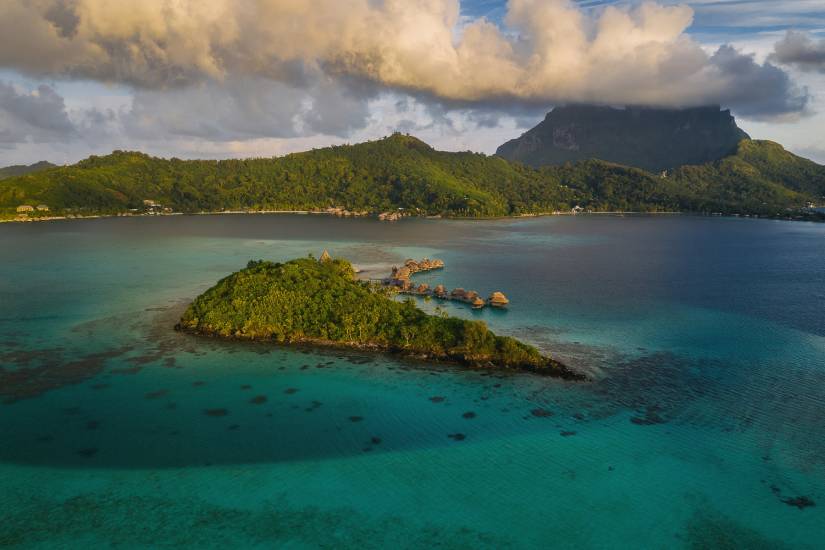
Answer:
(471, 297, 486, 309)
(488, 291, 509, 307)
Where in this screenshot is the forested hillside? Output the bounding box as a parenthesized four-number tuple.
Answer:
(178, 256, 577, 377)
(1, 134, 822, 219)
(0, 161, 56, 180)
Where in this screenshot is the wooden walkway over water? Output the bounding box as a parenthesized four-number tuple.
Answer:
(375, 258, 509, 309)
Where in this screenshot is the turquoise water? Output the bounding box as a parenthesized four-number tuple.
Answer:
(1, 214, 824, 548)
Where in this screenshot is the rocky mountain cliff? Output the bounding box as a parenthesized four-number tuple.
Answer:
(496, 105, 750, 172)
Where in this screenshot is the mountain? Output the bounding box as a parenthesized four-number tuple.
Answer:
(1, 134, 822, 220)
(0, 161, 56, 180)
(496, 105, 750, 172)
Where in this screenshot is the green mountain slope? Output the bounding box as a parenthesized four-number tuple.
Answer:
(1, 134, 822, 219)
(670, 140, 825, 213)
(0, 161, 56, 180)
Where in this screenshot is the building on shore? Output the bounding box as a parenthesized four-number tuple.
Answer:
(16, 205, 34, 213)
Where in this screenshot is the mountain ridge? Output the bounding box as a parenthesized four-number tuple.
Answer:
(1, 134, 822, 221)
(0, 161, 56, 180)
(496, 105, 751, 172)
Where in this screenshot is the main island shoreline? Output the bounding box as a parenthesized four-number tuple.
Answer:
(5, 209, 822, 227)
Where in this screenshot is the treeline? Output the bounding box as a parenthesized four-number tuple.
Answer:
(1, 134, 823, 218)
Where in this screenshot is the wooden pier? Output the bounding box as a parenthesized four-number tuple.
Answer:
(379, 258, 509, 309)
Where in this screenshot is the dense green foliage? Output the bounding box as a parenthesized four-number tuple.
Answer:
(0, 161, 55, 180)
(668, 140, 825, 214)
(1, 134, 822, 219)
(496, 105, 750, 172)
(179, 257, 573, 376)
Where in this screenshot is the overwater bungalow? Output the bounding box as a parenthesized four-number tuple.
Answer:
(488, 291, 510, 307)
(383, 259, 504, 310)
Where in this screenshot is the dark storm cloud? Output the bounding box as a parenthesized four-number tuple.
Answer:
(0, 81, 77, 146)
(709, 45, 809, 120)
(770, 31, 825, 74)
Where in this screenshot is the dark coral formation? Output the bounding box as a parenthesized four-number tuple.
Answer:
(629, 406, 667, 426)
(0, 348, 130, 404)
(781, 496, 816, 510)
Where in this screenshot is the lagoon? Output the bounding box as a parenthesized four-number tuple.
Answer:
(1, 214, 824, 548)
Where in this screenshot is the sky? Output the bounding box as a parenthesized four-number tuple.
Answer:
(1, 0, 824, 166)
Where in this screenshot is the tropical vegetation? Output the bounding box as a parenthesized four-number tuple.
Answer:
(1, 134, 823, 220)
(178, 256, 578, 378)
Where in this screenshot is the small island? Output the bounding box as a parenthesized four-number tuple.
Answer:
(177, 254, 582, 379)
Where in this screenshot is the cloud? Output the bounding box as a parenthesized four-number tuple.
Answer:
(770, 31, 825, 74)
(705, 45, 809, 120)
(0, 0, 809, 119)
(0, 81, 77, 147)
(123, 74, 374, 141)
